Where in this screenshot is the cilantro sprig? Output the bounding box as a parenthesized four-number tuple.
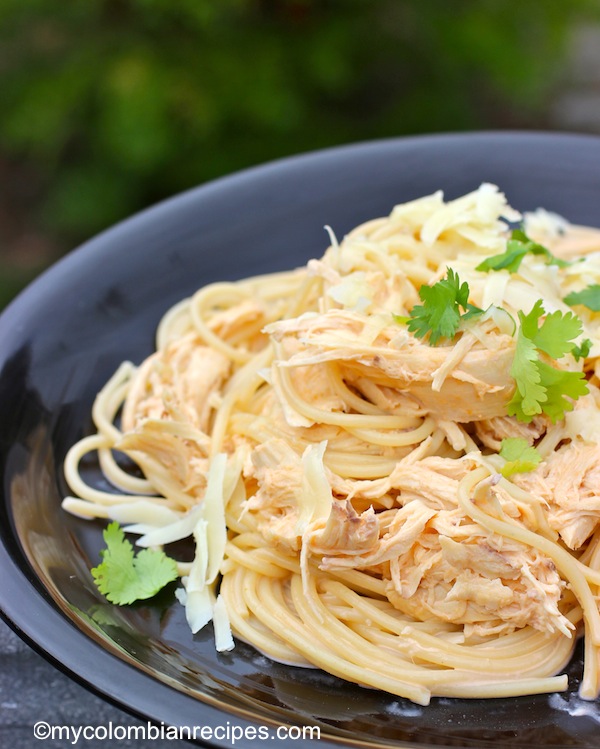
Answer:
(499, 437, 542, 478)
(507, 300, 588, 423)
(564, 284, 600, 312)
(402, 268, 483, 345)
(476, 228, 570, 273)
(572, 338, 592, 361)
(91, 522, 178, 605)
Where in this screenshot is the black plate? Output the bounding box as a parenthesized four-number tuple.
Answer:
(1, 133, 600, 749)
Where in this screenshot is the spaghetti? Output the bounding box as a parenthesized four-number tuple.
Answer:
(63, 184, 600, 705)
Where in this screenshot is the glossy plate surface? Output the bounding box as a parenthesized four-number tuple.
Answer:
(1, 133, 600, 749)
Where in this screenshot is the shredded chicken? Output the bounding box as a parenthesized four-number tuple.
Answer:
(121, 332, 230, 432)
(474, 414, 549, 451)
(118, 420, 209, 505)
(318, 500, 436, 568)
(270, 335, 348, 428)
(243, 438, 307, 550)
(209, 298, 268, 352)
(307, 500, 379, 557)
(244, 443, 572, 639)
(268, 310, 516, 423)
(514, 441, 600, 550)
(115, 332, 231, 507)
(321, 465, 571, 638)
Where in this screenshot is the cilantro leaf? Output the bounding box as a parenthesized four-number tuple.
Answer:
(507, 329, 546, 421)
(91, 522, 178, 605)
(476, 240, 530, 273)
(518, 298, 544, 341)
(531, 308, 583, 359)
(564, 284, 600, 312)
(476, 228, 569, 273)
(406, 268, 482, 345)
(534, 361, 588, 422)
(572, 338, 592, 361)
(510, 228, 570, 268)
(517, 299, 583, 358)
(507, 302, 589, 423)
(499, 437, 542, 478)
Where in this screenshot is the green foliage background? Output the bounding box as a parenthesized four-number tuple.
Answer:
(0, 0, 598, 306)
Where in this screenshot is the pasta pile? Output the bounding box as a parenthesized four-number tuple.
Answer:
(63, 185, 600, 705)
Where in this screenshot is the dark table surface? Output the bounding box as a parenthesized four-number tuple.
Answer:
(0, 617, 196, 748)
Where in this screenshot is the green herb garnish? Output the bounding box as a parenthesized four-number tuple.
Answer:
(507, 300, 588, 423)
(404, 268, 483, 345)
(499, 437, 542, 477)
(564, 284, 600, 312)
(476, 228, 570, 273)
(91, 522, 178, 605)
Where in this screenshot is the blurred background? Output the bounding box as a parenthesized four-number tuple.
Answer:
(1, 0, 600, 310)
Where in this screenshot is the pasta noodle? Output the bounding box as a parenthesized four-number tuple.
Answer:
(63, 184, 600, 706)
